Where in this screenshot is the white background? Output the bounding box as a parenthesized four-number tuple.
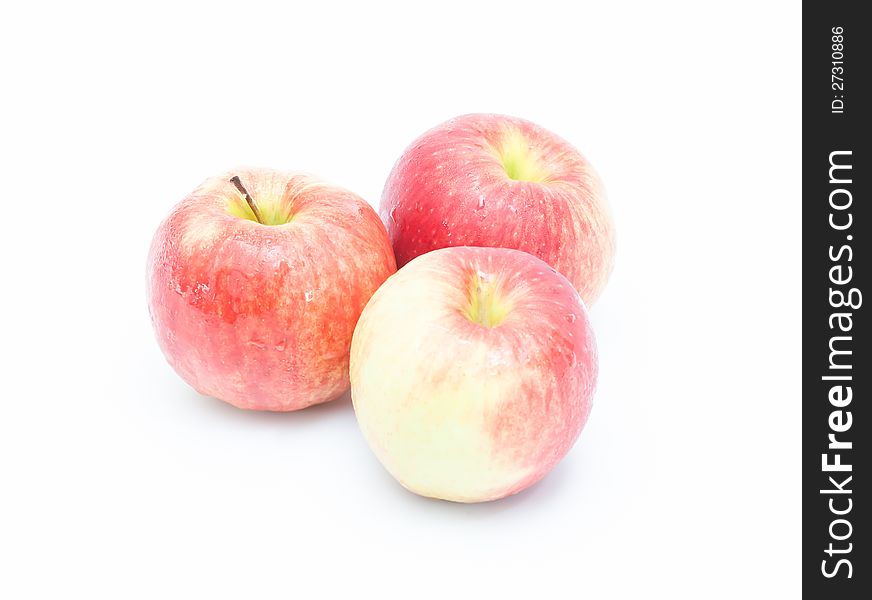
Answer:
(1, 1, 801, 598)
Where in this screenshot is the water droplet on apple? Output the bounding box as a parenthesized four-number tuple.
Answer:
(305, 290, 314, 302)
(565, 313, 577, 323)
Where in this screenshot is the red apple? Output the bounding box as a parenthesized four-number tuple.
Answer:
(350, 246, 597, 502)
(381, 113, 615, 306)
(147, 168, 396, 411)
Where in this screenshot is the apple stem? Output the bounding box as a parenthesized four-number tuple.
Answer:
(230, 175, 264, 224)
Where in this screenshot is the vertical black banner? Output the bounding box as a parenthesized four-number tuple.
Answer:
(804, 2, 870, 596)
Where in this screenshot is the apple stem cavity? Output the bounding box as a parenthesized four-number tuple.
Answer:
(466, 273, 511, 328)
(230, 175, 264, 224)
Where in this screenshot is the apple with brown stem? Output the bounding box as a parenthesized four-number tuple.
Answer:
(148, 168, 396, 411)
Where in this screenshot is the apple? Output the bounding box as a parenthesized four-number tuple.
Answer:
(350, 246, 597, 502)
(381, 113, 615, 306)
(147, 168, 396, 411)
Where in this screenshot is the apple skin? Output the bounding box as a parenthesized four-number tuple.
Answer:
(381, 113, 615, 306)
(350, 246, 597, 502)
(147, 168, 396, 411)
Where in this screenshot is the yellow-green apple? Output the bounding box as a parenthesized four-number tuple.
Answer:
(381, 113, 615, 306)
(147, 168, 396, 411)
(350, 246, 597, 502)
